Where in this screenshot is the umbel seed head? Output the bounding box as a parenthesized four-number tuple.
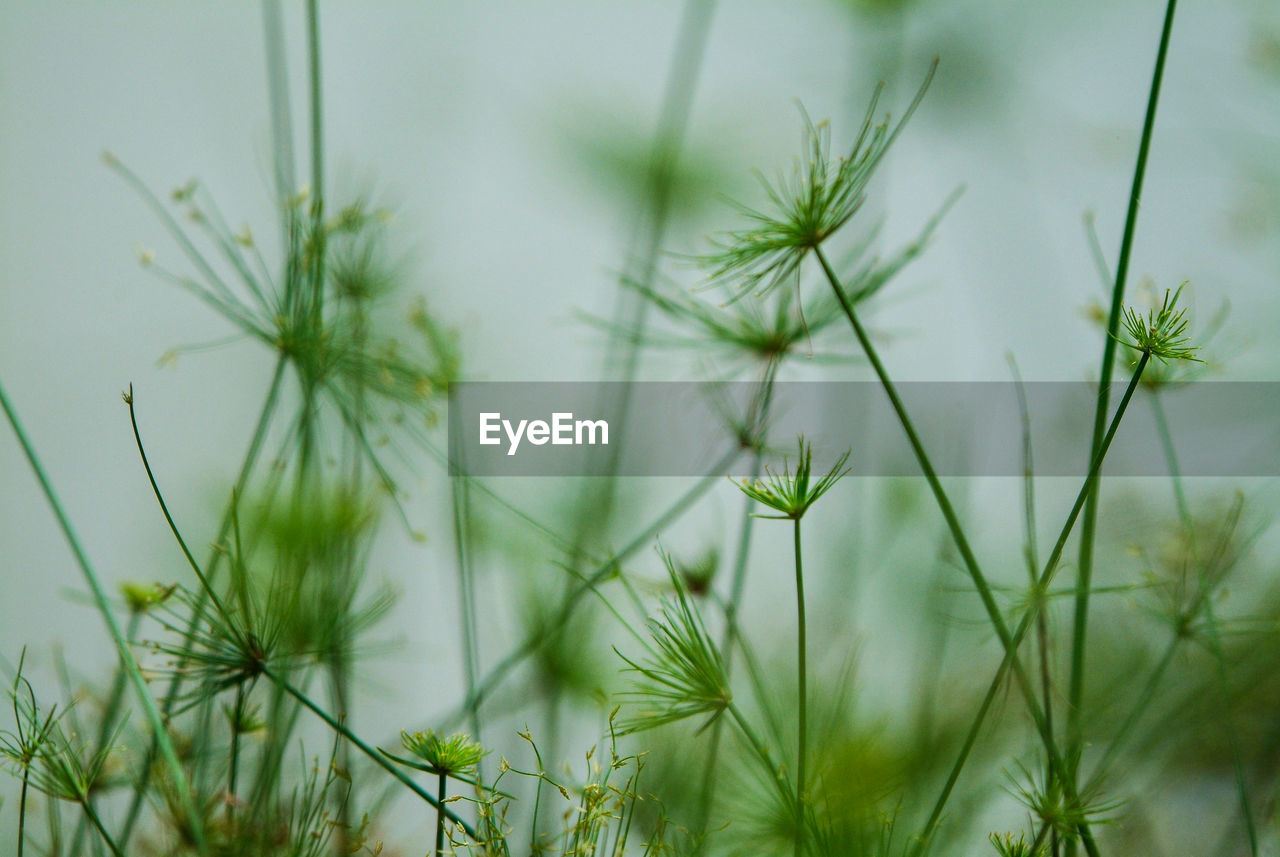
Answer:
(1115, 282, 1204, 365)
(735, 436, 851, 520)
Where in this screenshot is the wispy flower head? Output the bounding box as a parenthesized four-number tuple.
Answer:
(989, 831, 1048, 857)
(0, 658, 114, 805)
(701, 61, 936, 302)
(735, 437, 851, 520)
(616, 553, 730, 734)
(398, 730, 486, 776)
(1115, 282, 1204, 365)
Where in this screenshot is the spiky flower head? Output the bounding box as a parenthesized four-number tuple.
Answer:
(0, 659, 114, 805)
(616, 552, 730, 735)
(701, 61, 935, 302)
(989, 832, 1048, 857)
(399, 730, 486, 776)
(735, 437, 851, 520)
(1115, 282, 1204, 365)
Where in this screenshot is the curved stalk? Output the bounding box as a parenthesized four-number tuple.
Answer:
(793, 516, 807, 857)
(919, 352, 1150, 849)
(81, 801, 125, 857)
(818, 237, 1150, 855)
(0, 379, 207, 853)
(1070, 0, 1179, 795)
(119, 356, 287, 849)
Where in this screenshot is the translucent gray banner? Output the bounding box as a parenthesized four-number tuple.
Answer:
(446, 382, 1280, 477)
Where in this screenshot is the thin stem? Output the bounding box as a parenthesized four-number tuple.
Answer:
(815, 248, 1092, 835)
(727, 702, 791, 807)
(435, 771, 448, 856)
(452, 469, 483, 743)
(228, 682, 246, 824)
(265, 667, 480, 841)
(1014, 363, 1058, 836)
(0, 379, 207, 853)
(1069, 0, 1179, 792)
(119, 356, 286, 850)
(793, 516, 807, 857)
(18, 767, 29, 857)
(918, 353, 1150, 850)
(261, 0, 296, 225)
(305, 0, 325, 323)
(80, 801, 125, 857)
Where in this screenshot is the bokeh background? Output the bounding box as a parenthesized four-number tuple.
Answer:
(2, 0, 1279, 853)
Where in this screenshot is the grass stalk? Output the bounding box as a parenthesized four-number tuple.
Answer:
(118, 356, 286, 849)
(305, 0, 326, 324)
(0, 378, 208, 853)
(792, 516, 807, 857)
(80, 801, 125, 857)
(18, 766, 29, 857)
(812, 249, 1095, 840)
(436, 771, 448, 856)
(919, 352, 1151, 849)
(1013, 363, 1059, 856)
(1069, 0, 1179, 796)
(228, 682, 246, 823)
(452, 470, 483, 742)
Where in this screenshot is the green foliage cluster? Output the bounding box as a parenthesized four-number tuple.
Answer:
(2, 2, 1276, 857)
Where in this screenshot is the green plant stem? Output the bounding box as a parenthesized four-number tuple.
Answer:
(451, 470, 483, 742)
(793, 516, 807, 857)
(817, 243, 1149, 854)
(435, 771, 448, 856)
(80, 801, 125, 857)
(305, 0, 325, 323)
(591, 0, 716, 501)
(18, 767, 29, 857)
(1014, 363, 1058, 849)
(228, 682, 246, 823)
(118, 356, 286, 849)
(813, 247, 1097, 844)
(1069, 0, 1179, 799)
(0, 379, 208, 853)
(727, 701, 792, 807)
(917, 352, 1150, 851)
(265, 667, 479, 840)
(261, 0, 296, 217)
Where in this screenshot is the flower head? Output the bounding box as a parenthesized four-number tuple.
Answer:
(735, 437, 851, 520)
(701, 61, 936, 302)
(1115, 282, 1204, 365)
(399, 730, 486, 776)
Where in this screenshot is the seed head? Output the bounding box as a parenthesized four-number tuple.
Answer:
(399, 730, 487, 776)
(1115, 282, 1204, 364)
(735, 436, 851, 520)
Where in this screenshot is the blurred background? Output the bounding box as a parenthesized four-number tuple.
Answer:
(2, 1, 1279, 853)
